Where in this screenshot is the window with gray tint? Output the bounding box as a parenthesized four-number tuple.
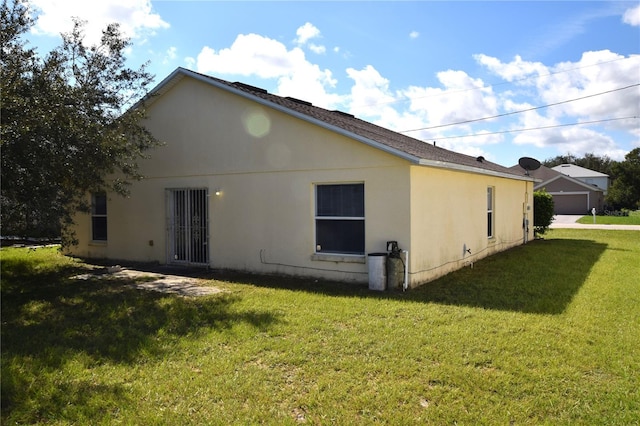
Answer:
(315, 183, 364, 254)
(92, 193, 107, 241)
(487, 187, 494, 238)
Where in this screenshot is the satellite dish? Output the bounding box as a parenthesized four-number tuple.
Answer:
(518, 157, 541, 175)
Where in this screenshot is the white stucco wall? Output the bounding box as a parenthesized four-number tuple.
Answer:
(408, 166, 534, 287)
(69, 76, 411, 283)
(69, 74, 533, 287)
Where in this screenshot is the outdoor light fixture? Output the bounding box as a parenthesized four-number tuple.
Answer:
(215, 189, 222, 196)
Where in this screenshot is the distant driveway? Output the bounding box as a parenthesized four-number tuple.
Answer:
(552, 215, 583, 224)
(550, 215, 640, 230)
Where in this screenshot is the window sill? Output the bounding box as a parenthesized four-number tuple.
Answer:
(311, 253, 366, 264)
(89, 240, 107, 246)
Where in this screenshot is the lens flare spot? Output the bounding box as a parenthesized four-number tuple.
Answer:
(243, 109, 271, 138)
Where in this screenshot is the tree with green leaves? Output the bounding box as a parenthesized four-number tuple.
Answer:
(542, 153, 616, 176)
(606, 148, 640, 210)
(1, 0, 160, 244)
(542, 153, 578, 168)
(533, 189, 554, 237)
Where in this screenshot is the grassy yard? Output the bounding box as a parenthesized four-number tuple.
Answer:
(577, 210, 640, 225)
(2, 229, 639, 424)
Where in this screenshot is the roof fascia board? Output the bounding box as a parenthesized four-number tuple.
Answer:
(536, 174, 563, 188)
(419, 159, 538, 182)
(132, 68, 186, 110)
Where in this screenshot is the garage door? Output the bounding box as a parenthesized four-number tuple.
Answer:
(553, 194, 588, 214)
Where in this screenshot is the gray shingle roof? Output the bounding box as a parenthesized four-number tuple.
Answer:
(153, 68, 533, 180)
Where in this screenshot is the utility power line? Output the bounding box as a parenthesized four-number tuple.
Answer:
(429, 116, 639, 141)
(400, 83, 640, 134)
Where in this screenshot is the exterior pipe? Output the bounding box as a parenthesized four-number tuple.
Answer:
(402, 250, 409, 291)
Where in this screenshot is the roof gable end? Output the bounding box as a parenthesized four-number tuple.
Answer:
(537, 173, 605, 192)
(145, 67, 534, 182)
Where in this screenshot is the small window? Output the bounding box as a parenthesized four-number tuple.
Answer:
(92, 193, 107, 241)
(315, 183, 365, 255)
(487, 186, 494, 238)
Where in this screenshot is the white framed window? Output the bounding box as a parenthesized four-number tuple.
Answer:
(91, 193, 107, 241)
(315, 183, 365, 255)
(487, 186, 494, 238)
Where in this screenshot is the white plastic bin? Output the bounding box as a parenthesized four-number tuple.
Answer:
(368, 253, 387, 291)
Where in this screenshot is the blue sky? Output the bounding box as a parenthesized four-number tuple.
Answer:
(26, 0, 640, 167)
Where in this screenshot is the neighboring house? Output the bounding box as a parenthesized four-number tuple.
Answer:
(69, 67, 535, 288)
(509, 164, 604, 215)
(552, 164, 610, 193)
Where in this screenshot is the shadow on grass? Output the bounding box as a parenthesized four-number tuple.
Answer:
(193, 238, 607, 315)
(406, 238, 607, 314)
(0, 252, 281, 420)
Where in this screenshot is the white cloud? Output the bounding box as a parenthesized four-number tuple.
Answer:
(294, 22, 326, 55)
(401, 70, 498, 130)
(474, 54, 548, 82)
(309, 44, 326, 54)
(277, 66, 343, 109)
(409, 31, 419, 39)
(623, 4, 640, 26)
(196, 33, 342, 109)
(342, 64, 504, 160)
(346, 65, 397, 117)
(30, 0, 169, 46)
(162, 46, 177, 64)
(295, 22, 321, 45)
(474, 51, 640, 158)
(502, 99, 623, 158)
(197, 34, 298, 79)
(539, 51, 640, 124)
(513, 123, 625, 160)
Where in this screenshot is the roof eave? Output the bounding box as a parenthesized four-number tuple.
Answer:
(131, 67, 187, 111)
(418, 159, 538, 182)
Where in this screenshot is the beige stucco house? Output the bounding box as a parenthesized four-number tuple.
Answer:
(69, 67, 536, 288)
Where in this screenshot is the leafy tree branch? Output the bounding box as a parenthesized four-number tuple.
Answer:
(1, 0, 160, 244)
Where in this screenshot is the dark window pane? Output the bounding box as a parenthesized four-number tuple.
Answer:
(93, 193, 107, 215)
(316, 219, 365, 254)
(92, 217, 107, 241)
(317, 184, 364, 217)
(487, 212, 493, 237)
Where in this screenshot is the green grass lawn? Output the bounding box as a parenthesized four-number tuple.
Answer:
(577, 210, 640, 225)
(2, 229, 639, 424)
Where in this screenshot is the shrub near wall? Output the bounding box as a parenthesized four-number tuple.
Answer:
(534, 189, 554, 236)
